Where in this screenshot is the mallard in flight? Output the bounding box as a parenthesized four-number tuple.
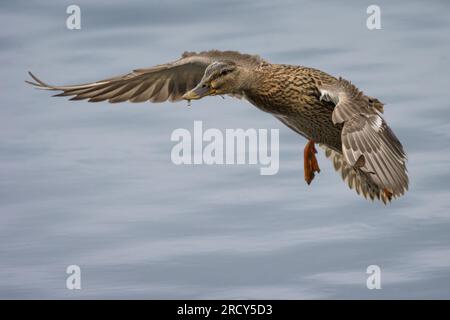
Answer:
(26, 50, 408, 203)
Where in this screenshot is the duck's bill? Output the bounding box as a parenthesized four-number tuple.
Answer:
(182, 85, 216, 100)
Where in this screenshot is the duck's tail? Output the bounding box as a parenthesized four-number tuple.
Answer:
(319, 144, 398, 204)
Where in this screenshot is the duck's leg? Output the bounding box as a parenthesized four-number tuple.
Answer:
(304, 140, 320, 185)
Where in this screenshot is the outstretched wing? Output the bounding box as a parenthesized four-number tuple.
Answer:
(26, 50, 264, 103)
(319, 78, 408, 200)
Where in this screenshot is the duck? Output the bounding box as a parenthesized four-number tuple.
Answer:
(26, 50, 408, 203)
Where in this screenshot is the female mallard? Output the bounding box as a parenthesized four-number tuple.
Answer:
(26, 50, 408, 203)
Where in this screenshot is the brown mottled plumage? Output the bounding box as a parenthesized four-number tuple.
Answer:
(26, 50, 408, 203)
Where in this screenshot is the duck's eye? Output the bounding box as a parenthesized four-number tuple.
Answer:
(220, 69, 231, 76)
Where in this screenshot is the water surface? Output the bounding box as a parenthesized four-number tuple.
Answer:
(1, 0, 450, 298)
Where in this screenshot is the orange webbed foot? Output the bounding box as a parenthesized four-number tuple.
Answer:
(304, 140, 321, 185)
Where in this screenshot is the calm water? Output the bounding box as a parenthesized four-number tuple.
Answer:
(1, 0, 450, 299)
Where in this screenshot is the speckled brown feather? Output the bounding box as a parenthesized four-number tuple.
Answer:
(244, 64, 343, 150)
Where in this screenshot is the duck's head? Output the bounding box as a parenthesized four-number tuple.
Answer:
(182, 61, 246, 100)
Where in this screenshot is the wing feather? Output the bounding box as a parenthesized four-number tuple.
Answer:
(319, 77, 408, 202)
(342, 113, 408, 197)
(320, 77, 380, 124)
(26, 50, 264, 104)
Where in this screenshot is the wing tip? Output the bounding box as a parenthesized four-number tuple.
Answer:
(25, 71, 39, 86)
(26, 71, 54, 90)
